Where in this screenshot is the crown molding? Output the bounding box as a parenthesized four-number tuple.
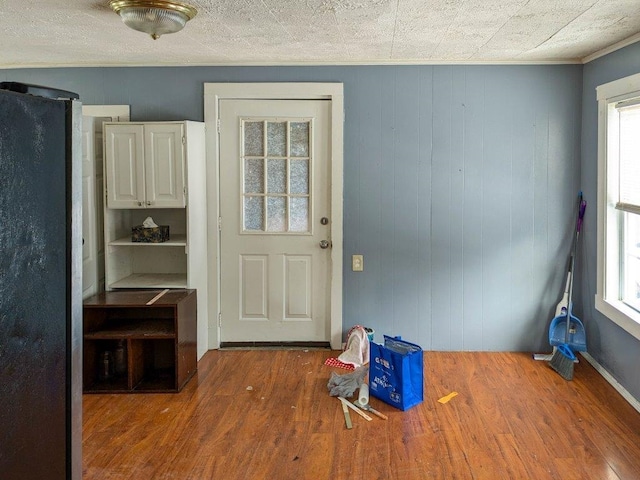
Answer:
(582, 33, 640, 64)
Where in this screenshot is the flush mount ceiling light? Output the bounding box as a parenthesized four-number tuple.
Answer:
(109, 0, 198, 40)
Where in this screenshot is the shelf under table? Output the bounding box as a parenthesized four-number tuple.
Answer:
(84, 319, 175, 339)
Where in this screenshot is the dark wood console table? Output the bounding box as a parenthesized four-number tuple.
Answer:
(83, 289, 197, 393)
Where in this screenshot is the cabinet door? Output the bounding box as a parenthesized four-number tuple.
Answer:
(144, 124, 186, 208)
(105, 124, 146, 208)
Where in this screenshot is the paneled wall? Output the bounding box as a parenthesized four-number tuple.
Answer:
(581, 43, 640, 402)
(0, 64, 582, 351)
(344, 65, 582, 351)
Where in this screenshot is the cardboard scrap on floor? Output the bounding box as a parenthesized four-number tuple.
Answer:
(438, 391, 458, 404)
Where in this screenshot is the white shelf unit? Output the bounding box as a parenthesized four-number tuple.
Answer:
(109, 234, 187, 246)
(102, 121, 209, 359)
(105, 208, 189, 289)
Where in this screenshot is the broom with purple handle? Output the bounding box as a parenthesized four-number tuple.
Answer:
(549, 193, 587, 380)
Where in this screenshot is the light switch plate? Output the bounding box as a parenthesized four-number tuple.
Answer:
(352, 254, 363, 272)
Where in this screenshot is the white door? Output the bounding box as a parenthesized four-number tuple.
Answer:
(82, 106, 130, 298)
(219, 99, 332, 343)
(93, 118, 107, 293)
(82, 115, 98, 299)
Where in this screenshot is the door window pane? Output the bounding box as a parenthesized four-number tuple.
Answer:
(241, 118, 311, 233)
(244, 158, 264, 194)
(290, 197, 309, 232)
(244, 122, 263, 156)
(267, 196, 286, 232)
(290, 159, 309, 194)
(267, 122, 286, 157)
(244, 196, 264, 231)
(267, 159, 286, 194)
(290, 122, 309, 157)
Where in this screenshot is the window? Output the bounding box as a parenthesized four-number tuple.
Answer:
(596, 73, 640, 340)
(241, 118, 312, 233)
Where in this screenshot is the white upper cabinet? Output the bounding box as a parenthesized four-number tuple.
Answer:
(102, 120, 206, 292)
(105, 123, 185, 209)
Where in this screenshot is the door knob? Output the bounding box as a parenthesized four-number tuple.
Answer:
(319, 240, 331, 249)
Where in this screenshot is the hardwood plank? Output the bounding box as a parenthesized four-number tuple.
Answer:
(83, 351, 640, 479)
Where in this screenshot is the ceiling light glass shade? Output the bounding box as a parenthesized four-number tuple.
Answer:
(109, 1, 198, 40)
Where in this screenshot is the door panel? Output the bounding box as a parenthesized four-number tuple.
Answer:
(220, 99, 331, 343)
(241, 255, 268, 318)
(285, 255, 311, 319)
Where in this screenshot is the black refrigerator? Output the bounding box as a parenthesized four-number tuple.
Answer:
(0, 83, 82, 480)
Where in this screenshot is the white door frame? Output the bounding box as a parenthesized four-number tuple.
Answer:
(80, 105, 130, 298)
(204, 83, 344, 350)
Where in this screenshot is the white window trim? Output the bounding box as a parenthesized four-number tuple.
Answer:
(596, 72, 640, 341)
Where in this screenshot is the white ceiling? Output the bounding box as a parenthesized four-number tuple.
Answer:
(1, 0, 640, 68)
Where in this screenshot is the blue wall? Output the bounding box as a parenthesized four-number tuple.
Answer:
(581, 43, 640, 402)
(1, 65, 583, 352)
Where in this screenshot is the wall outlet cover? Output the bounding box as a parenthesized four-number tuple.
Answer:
(352, 254, 363, 272)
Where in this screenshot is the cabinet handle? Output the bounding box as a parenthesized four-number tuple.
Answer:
(146, 201, 152, 206)
(138, 201, 143, 207)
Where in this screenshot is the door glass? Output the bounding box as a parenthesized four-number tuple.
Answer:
(244, 196, 263, 231)
(290, 159, 309, 194)
(290, 122, 309, 157)
(242, 118, 311, 233)
(267, 122, 286, 156)
(267, 196, 286, 232)
(267, 159, 286, 193)
(244, 158, 264, 194)
(290, 197, 309, 232)
(244, 122, 263, 156)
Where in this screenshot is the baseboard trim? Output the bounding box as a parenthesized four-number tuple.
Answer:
(580, 351, 640, 414)
(219, 341, 331, 350)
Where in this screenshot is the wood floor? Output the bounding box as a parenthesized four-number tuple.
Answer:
(83, 350, 640, 479)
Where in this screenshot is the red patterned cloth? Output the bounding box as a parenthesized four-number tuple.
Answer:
(323, 357, 355, 370)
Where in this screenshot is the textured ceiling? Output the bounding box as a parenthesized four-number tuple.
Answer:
(1, 0, 640, 68)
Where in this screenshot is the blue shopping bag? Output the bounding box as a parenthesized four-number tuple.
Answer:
(369, 335, 423, 411)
